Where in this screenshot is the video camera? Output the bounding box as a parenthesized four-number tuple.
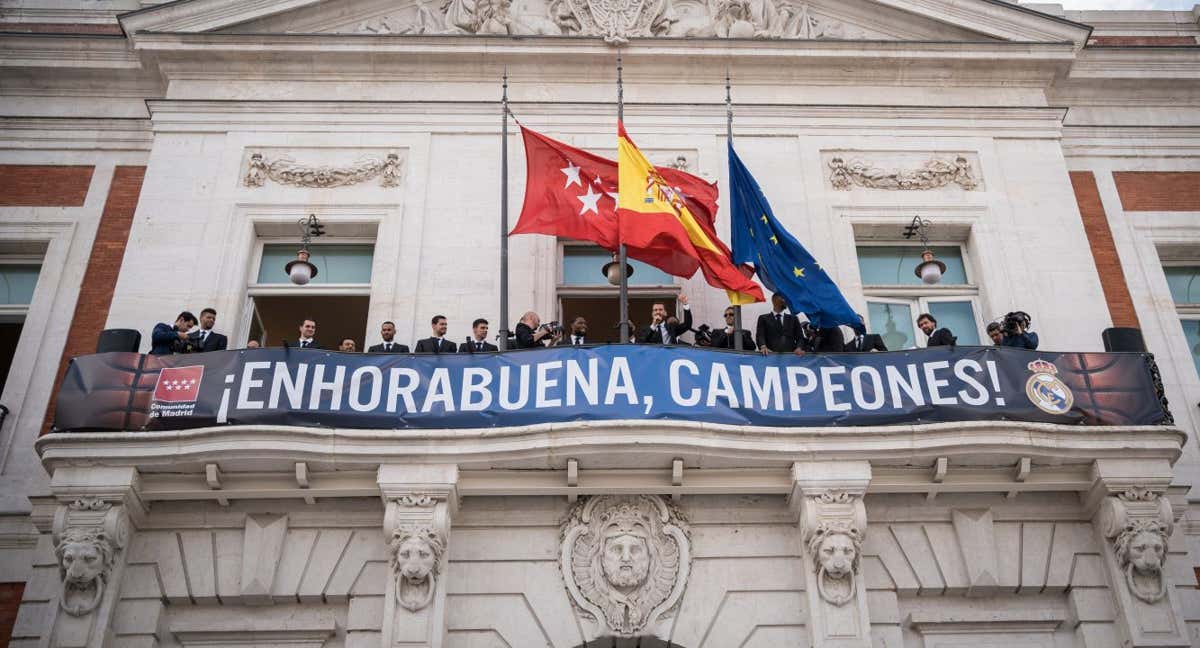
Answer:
(538, 321, 566, 335)
(1001, 311, 1031, 336)
(691, 324, 713, 347)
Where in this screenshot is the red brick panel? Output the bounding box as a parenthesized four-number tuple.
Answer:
(0, 165, 94, 207)
(0, 22, 124, 35)
(1070, 171, 1141, 329)
(1089, 36, 1198, 46)
(42, 166, 146, 435)
(1113, 172, 1200, 212)
(0, 582, 25, 646)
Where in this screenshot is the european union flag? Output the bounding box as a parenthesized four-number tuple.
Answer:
(728, 143, 864, 334)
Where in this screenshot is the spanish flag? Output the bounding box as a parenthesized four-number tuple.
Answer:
(617, 122, 764, 305)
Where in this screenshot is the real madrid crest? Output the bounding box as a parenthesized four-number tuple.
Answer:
(1025, 359, 1074, 415)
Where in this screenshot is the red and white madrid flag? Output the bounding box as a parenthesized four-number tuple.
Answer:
(153, 365, 204, 402)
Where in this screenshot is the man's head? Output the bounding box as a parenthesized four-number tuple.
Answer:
(431, 315, 447, 337)
(339, 338, 356, 352)
(771, 294, 787, 313)
(472, 318, 489, 341)
(381, 321, 396, 342)
(175, 311, 198, 331)
(299, 319, 317, 339)
(651, 302, 668, 323)
(571, 317, 587, 335)
(916, 313, 937, 336)
(520, 311, 541, 329)
(199, 308, 216, 331)
(724, 308, 736, 326)
(987, 322, 1003, 345)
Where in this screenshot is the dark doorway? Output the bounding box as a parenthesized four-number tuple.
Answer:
(560, 297, 678, 344)
(0, 321, 22, 395)
(248, 295, 370, 351)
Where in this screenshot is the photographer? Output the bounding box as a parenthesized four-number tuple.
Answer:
(514, 311, 562, 349)
(999, 311, 1038, 350)
(150, 311, 198, 355)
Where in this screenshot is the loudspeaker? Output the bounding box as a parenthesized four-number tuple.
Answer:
(96, 328, 141, 354)
(1102, 327, 1146, 353)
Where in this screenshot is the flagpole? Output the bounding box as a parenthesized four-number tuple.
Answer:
(726, 68, 745, 349)
(617, 53, 630, 344)
(499, 66, 510, 350)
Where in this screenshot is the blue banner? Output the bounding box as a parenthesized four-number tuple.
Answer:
(53, 345, 1168, 432)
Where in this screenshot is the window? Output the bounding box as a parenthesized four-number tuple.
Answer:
(857, 244, 982, 348)
(245, 242, 374, 349)
(557, 244, 679, 343)
(0, 262, 41, 395)
(1163, 265, 1200, 378)
(561, 246, 674, 287)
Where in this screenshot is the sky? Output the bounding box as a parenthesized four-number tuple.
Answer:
(1052, 0, 1195, 8)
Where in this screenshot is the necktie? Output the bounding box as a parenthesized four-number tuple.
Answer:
(385, 343, 391, 351)
(575, 336, 581, 345)
(301, 341, 308, 348)
(200, 331, 208, 342)
(477, 342, 483, 351)
(776, 313, 782, 325)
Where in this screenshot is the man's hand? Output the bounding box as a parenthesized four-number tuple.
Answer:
(759, 346, 770, 356)
(793, 348, 807, 356)
(651, 314, 663, 325)
(532, 327, 549, 341)
(177, 331, 190, 341)
(678, 294, 689, 307)
(551, 330, 564, 345)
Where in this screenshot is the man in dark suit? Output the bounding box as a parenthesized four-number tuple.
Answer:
(460, 318, 499, 353)
(150, 311, 197, 355)
(292, 319, 321, 349)
(636, 295, 692, 344)
(756, 294, 802, 353)
(368, 321, 409, 353)
(560, 317, 590, 346)
(189, 307, 228, 352)
(845, 315, 887, 352)
(513, 311, 560, 349)
(917, 312, 956, 347)
(710, 307, 755, 351)
(415, 315, 457, 354)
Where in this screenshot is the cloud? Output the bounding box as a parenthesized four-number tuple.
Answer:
(1052, 0, 1195, 9)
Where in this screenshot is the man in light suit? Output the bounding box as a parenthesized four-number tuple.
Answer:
(460, 318, 499, 353)
(415, 315, 457, 354)
(190, 307, 228, 352)
(368, 321, 409, 353)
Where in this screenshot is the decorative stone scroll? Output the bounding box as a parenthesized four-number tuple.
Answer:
(1096, 487, 1174, 605)
(243, 152, 402, 188)
(560, 494, 691, 637)
(52, 498, 129, 617)
(828, 155, 980, 191)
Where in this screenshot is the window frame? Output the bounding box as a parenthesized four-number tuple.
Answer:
(246, 237, 376, 297)
(0, 256, 42, 323)
(556, 241, 679, 319)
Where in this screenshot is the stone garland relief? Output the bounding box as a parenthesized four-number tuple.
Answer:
(1097, 487, 1174, 605)
(350, 0, 878, 43)
(389, 524, 447, 611)
(52, 498, 129, 617)
(243, 151, 402, 189)
(828, 155, 981, 191)
(560, 495, 692, 636)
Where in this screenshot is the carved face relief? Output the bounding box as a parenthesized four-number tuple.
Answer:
(561, 495, 691, 637)
(1114, 520, 1170, 604)
(601, 533, 651, 589)
(1127, 530, 1165, 575)
(817, 532, 858, 579)
(807, 522, 863, 607)
(389, 526, 446, 611)
(55, 528, 114, 616)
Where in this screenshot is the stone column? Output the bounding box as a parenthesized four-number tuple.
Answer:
(377, 465, 459, 648)
(790, 461, 872, 648)
(43, 466, 144, 648)
(1086, 459, 1189, 647)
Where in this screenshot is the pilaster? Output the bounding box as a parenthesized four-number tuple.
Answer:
(790, 461, 872, 648)
(377, 465, 459, 648)
(43, 467, 144, 648)
(1086, 459, 1189, 647)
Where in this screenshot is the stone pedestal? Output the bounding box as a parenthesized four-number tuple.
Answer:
(42, 467, 144, 648)
(1086, 459, 1189, 647)
(378, 465, 459, 648)
(790, 461, 872, 648)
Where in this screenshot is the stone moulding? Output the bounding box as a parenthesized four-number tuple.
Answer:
(243, 151, 402, 188)
(828, 155, 980, 191)
(560, 494, 691, 636)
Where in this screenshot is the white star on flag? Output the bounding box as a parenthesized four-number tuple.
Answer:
(577, 186, 602, 216)
(560, 162, 582, 189)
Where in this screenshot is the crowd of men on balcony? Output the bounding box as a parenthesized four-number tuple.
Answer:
(150, 294, 1038, 357)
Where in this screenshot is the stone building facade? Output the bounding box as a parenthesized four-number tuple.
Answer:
(1, 0, 1199, 646)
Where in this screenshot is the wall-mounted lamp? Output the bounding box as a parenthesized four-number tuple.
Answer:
(285, 214, 325, 285)
(902, 215, 945, 285)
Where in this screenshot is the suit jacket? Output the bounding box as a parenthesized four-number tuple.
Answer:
(710, 329, 756, 351)
(636, 308, 693, 344)
(368, 342, 410, 353)
(415, 337, 457, 354)
(926, 328, 956, 347)
(810, 327, 845, 353)
(755, 312, 801, 352)
(150, 322, 181, 356)
(290, 339, 322, 350)
(845, 333, 887, 352)
(459, 340, 499, 353)
(189, 329, 228, 353)
(559, 334, 590, 346)
(513, 323, 548, 349)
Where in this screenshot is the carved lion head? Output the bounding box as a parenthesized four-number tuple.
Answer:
(808, 522, 862, 579)
(1115, 520, 1167, 576)
(389, 525, 445, 611)
(55, 527, 114, 616)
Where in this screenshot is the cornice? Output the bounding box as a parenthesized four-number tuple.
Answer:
(873, 0, 1091, 46)
(0, 117, 153, 151)
(1062, 125, 1200, 158)
(36, 420, 1186, 474)
(0, 33, 141, 70)
(120, 0, 323, 35)
(1070, 46, 1200, 80)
